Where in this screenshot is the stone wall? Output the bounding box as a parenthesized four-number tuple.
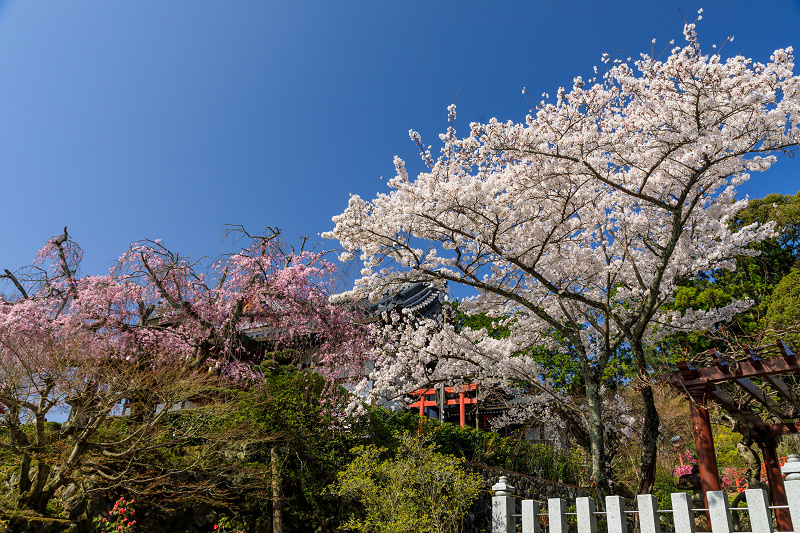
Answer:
(462, 462, 591, 533)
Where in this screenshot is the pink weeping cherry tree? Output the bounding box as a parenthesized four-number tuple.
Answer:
(0, 227, 367, 513)
(326, 17, 800, 496)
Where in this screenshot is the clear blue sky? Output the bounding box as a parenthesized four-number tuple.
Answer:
(0, 0, 798, 281)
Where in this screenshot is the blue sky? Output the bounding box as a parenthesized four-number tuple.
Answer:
(0, 0, 798, 284)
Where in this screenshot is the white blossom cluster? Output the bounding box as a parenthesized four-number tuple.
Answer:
(326, 24, 800, 420)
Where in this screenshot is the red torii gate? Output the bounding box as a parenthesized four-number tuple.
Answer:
(667, 340, 800, 531)
(409, 384, 478, 427)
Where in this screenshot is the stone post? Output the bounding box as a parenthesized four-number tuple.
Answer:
(781, 454, 800, 530)
(671, 492, 696, 533)
(605, 496, 627, 533)
(707, 490, 733, 533)
(521, 499, 540, 533)
(491, 476, 515, 533)
(576, 497, 597, 533)
(744, 489, 774, 533)
(548, 497, 568, 533)
(637, 494, 663, 533)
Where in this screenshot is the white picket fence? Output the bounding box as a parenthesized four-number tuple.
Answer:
(491, 455, 800, 533)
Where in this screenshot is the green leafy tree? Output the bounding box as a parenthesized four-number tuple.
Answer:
(764, 267, 800, 349)
(334, 435, 482, 533)
(660, 191, 800, 359)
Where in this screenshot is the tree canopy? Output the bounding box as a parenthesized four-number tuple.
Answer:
(326, 19, 800, 496)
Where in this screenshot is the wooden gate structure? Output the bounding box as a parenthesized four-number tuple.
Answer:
(667, 340, 800, 531)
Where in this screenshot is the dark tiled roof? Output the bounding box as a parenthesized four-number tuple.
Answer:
(360, 282, 447, 322)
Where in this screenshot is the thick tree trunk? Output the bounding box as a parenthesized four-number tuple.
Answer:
(637, 384, 660, 495)
(630, 342, 659, 495)
(23, 460, 51, 513)
(585, 378, 611, 499)
(18, 454, 32, 496)
(739, 439, 766, 490)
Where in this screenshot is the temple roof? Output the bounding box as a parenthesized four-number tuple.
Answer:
(358, 282, 448, 323)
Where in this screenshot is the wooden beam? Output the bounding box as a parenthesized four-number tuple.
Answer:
(734, 378, 792, 421)
(699, 386, 772, 435)
(743, 346, 800, 416)
(709, 349, 792, 421)
(668, 354, 800, 387)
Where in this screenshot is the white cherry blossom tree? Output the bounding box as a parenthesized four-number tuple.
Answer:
(326, 18, 800, 496)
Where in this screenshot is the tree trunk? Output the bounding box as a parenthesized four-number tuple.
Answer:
(23, 460, 51, 513)
(585, 378, 611, 499)
(630, 341, 659, 495)
(18, 454, 31, 496)
(272, 446, 283, 533)
(637, 384, 660, 495)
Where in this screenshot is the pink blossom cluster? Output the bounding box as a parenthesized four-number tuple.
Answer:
(721, 466, 746, 490)
(0, 228, 369, 425)
(672, 449, 698, 477)
(93, 496, 136, 533)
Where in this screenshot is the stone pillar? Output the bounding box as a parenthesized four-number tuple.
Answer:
(491, 476, 515, 533)
(438, 383, 445, 422)
(781, 454, 800, 530)
(670, 492, 696, 533)
(548, 497, 568, 533)
(758, 437, 792, 532)
(744, 489, 774, 533)
(521, 499, 540, 533)
(576, 497, 597, 533)
(707, 490, 733, 533)
(637, 494, 663, 533)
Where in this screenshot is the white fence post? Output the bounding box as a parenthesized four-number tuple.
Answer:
(745, 488, 774, 533)
(491, 476, 515, 533)
(522, 499, 540, 533)
(576, 497, 597, 533)
(548, 497, 569, 533)
(783, 454, 800, 530)
(671, 491, 696, 533)
(490, 476, 800, 533)
(707, 491, 733, 533)
(606, 495, 627, 533)
(637, 494, 662, 533)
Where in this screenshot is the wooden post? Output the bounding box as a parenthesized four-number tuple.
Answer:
(272, 446, 283, 533)
(758, 437, 792, 532)
(438, 383, 445, 422)
(689, 394, 721, 508)
(459, 390, 466, 427)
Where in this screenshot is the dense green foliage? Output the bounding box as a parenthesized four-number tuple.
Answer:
(334, 436, 482, 533)
(661, 191, 800, 358)
(215, 362, 582, 532)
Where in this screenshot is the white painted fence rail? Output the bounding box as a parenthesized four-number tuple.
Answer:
(491, 454, 800, 533)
